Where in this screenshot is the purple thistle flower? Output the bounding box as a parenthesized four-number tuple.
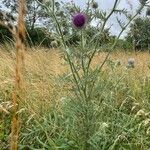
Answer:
(72, 13, 87, 28)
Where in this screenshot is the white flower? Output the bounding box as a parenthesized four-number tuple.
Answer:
(128, 58, 135, 64)
(127, 58, 135, 68)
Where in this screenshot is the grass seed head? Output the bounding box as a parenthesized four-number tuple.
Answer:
(135, 109, 146, 119)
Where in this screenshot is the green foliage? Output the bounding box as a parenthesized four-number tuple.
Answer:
(0, 25, 12, 43)
(1, 0, 150, 150)
(116, 39, 132, 51)
(126, 17, 150, 50)
(22, 1, 149, 150)
(18, 67, 150, 149)
(27, 27, 54, 47)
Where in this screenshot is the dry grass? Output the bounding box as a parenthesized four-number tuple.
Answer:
(0, 49, 150, 114)
(0, 48, 150, 149)
(0, 48, 149, 81)
(92, 51, 150, 76)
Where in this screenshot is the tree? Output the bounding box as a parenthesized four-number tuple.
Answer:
(1, 0, 48, 31)
(126, 17, 150, 50)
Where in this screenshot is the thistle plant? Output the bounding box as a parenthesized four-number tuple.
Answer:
(36, 0, 148, 149)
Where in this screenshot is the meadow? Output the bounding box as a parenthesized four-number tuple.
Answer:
(0, 47, 150, 149)
(0, 0, 150, 149)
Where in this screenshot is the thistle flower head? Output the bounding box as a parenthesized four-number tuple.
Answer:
(127, 58, 135, 68)
(128, 58, 135, 65)
(72, 13, 87, 29)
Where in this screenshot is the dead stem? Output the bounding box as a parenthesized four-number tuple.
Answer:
(10, 0, 26, 150)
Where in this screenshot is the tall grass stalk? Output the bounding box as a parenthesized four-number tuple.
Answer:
(10, 0, 26, 149)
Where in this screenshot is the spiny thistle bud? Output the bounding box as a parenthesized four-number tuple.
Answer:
(72, 13, 87, 29)
(146, 8, 150, 16)
(139, 0, 148, 5)
(55, 2, 60, 8)
(91, 1, 98, 9)
(57, 10, 64, 17)
(62, 29, 68, 35)
(70, 7, 75, 14)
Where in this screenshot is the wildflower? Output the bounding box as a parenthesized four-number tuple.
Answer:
(91, 1, 98, 9)
(72, 13, 87, 28)
(127, 58, 135, 68)
(128, 58, 135, 65)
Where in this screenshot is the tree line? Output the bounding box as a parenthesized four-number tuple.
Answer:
(0, 0, 150, 50)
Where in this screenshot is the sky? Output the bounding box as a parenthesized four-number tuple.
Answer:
(0, 0, 148, 38)
(60, 0, 146, 38)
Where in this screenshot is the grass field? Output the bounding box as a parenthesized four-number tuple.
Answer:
(0, 48, 150, 149)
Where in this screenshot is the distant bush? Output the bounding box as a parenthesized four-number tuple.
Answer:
(126, 17, 150, 51)
(0, 26, 57, 48)
(27, 27, 55, 48)
(0, 26, 13, 43)
(116, 39, 132, 51)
